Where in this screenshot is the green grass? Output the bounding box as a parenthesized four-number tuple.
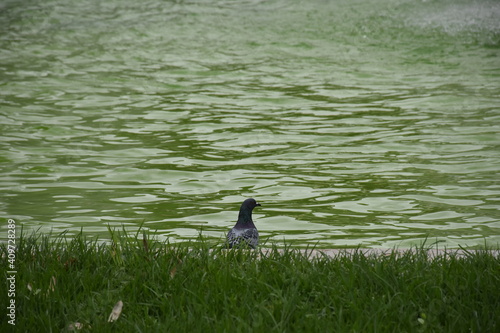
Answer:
(1, 228, 499, 332)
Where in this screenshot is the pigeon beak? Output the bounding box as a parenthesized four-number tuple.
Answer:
(256, 202, 261, 207)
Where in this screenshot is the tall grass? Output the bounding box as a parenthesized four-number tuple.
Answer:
(1, 228, 499, 332)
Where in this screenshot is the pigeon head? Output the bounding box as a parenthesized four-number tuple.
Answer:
(242, 198, 261, 209)
(237, 198, 261, 224)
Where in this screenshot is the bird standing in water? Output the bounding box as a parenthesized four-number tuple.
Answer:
(227, 198, 261, 249)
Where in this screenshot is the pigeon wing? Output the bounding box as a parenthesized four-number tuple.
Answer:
(227, 227, 259, 249)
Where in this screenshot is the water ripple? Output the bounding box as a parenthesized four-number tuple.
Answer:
(1, 0, 499, 248)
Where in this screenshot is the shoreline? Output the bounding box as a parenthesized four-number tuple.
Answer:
(254, 247, 500, 259)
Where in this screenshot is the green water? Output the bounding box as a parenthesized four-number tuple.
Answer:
(1, 0, 499, 248)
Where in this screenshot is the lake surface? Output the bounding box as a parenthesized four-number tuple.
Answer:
(1, 0, 499, 248)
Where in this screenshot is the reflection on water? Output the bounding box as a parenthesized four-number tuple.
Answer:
(1, 0, 499, 248)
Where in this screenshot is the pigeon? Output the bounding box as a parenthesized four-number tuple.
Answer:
(227, 198, 261, 249)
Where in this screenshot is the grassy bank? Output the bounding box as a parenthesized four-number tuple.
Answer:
(1, 229, 499, 332)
